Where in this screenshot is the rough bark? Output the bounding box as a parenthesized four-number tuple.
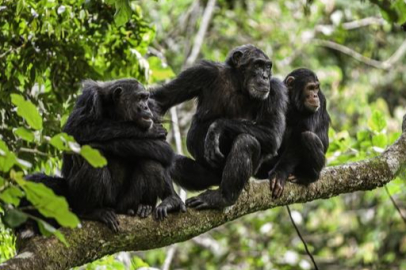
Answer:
(1, 119, 406, 270)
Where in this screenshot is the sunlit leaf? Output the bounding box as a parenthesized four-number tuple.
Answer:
(114, 0, 132, 26)
(368, 110, 387, 133)
(80, 145, 107, 168)
(0, 186, 24, 206)
(11, 172, 79, 228)
(11, 94, 43, 130)
(14, 127, 35, 142)
(36, 219, 69, 246)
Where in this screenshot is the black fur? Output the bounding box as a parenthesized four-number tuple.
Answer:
(28, 79, 185, 232)
(152, 45, 288, 209)
(256, 68, 330, 198)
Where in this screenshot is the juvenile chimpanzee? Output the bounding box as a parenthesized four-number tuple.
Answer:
(151, 44, 288, 210)
(31, 79, 185, 232)
(256, 68, 330, 198)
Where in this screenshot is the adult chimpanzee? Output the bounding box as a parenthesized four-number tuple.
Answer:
(151, 44, 288, 210)
(256, 68, 330, 199)
(31, 79, 185, 232)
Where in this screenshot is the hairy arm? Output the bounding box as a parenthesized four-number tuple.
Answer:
(64, 120, 167, 144)
(89, 139, 174, 167)
(151, 61, 220, 115)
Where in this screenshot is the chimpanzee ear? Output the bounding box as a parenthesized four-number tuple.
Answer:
(113, 86, 123, 101)
(285, 76, 295, 88)
(232, 51, 243, 66)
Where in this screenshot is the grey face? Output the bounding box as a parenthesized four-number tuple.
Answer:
(114, 81, 154, 130)
(245, 59, 272, 100)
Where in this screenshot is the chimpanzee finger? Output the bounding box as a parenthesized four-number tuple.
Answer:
(127, 209, 135, 216)
(187, 198, 203, 208)
(137, 205, 143, 216)
(195, 202, 210, 210)
(270, 178, 277, 192)
(180, 203, 187, 212)
(141, 206, 148, 218)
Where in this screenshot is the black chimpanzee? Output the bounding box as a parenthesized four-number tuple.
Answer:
(256, 68, 330, 198)
(151, 44, 288, 210)
(30, 79, 185, 232)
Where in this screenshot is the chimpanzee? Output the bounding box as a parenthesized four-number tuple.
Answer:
(30, 79, 185, 232)
(151, 44, 288, 210)
(256, 68, 330, 198)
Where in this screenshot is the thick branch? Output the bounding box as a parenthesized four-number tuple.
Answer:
(2, 122, 406, 270)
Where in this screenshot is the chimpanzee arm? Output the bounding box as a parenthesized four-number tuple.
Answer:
(64, 120, 167, 144)
(89, 139, 174, 167)
(151, 61, 220, 115)
(316, 93, 331, 153)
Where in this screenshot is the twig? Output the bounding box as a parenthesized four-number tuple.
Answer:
(18, 148, 48, 157)
(384, 185, 406, 225)
(313, 39, 406, 70)
(162, 245, 177, 270)
(286, 205, 319, 270)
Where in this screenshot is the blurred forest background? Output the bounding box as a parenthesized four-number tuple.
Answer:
(1, 0, 406, 269)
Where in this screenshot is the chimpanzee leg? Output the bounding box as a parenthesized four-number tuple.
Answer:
(115, 163, 145, 217)
(155, 165, 187, 220)
(294, 131, 326, 184)
(186, 134, 261, 210)
(68, 159, 120, 232)
(171, 155, 222, 191)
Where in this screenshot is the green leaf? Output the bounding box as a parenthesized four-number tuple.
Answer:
(0, 176, 5, 187)
(20, 181, 80, 228)
(80, 145, 107, 168)
(368, 110, 387, 133)
(372, 133, 388, 148)
(10, 94, 25, 106)
(50, 133, 78, 152)
(114, 0, 132, 26)
(14, 127, 35, 142)
(36, 219, 69, 246)
(11, 94, 43, 130)
(0, 186, 24, 206)
(3, 209, 28, 228)
(0, 140, 17, 172)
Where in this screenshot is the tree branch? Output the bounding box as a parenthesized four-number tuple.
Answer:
(313, 39, 406, 70)
(2, 118, 406, 270)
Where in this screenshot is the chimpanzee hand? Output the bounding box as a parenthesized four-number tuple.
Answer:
(186, 189, 231, 210)
(204, 122, 225, 168)
(149, 124, 167, 140)
(268, 170, 287, 199)
(155, 195, 186, 220)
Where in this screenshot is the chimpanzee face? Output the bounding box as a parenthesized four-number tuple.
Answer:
(302, 80, 320, 112)
(245, 57, 272, 100)
(228, 46, 272, 100)
(112, 80, 154, 130)
(285, 71, 321, 114)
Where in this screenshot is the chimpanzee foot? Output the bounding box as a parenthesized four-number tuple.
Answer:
(186, 189, 232, 210)
(155, 195, 186, 220)
(288, 174, 298, 182)
(136, 204, 153, 218)
(269, 171, 286, 199)
(81, 208, 120, 233)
